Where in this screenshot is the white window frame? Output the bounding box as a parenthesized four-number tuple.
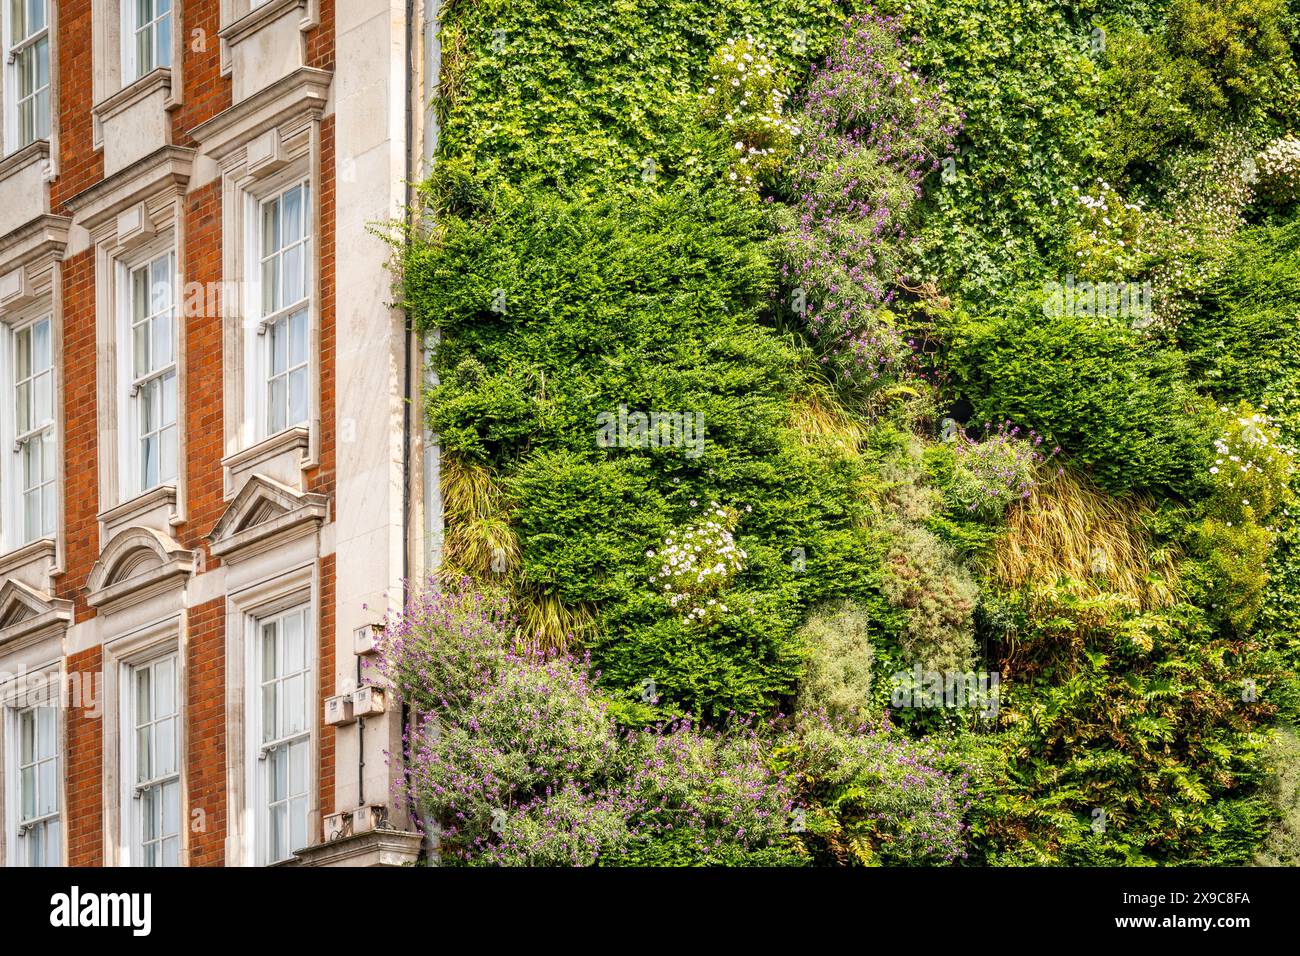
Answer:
(248, 600, 313, 865)
(120, 649, 181, 867)
(3, 697, 61, 867)
(249, 178, 311, 441)
(115, 247, 178, 501)
(1, 313, 57, 553)
(121, 0, 172, 86)
(2, 0, 51, 154)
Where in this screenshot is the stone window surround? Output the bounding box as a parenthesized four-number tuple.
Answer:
(218, 0, 320, 78)
(63, 146, 193, 548)
(0, 657, 65, 867)
(0, 0, 60, 173)
(100, 608, 188, 868)
(0, 215, 69, 577)
(222, 557, 319, 867)
(89, 0, 183, 151)
(188, 67, 331, 499)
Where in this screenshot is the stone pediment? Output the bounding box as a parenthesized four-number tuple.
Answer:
(209, 474, 328, 564)
(0, 578, 72, 648)
(86, 526, 195, 614)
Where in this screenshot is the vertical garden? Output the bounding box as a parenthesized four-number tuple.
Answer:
(390, 0, 1300, 865)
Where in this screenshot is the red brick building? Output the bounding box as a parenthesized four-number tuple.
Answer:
(0, 0, 440, 866)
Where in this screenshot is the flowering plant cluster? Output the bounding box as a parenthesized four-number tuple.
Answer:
(647, 503, 747, 625)
(1254, 134, 1300, 204)
(947, 421, 1059, 517)
(783, 712, 973, 864)
(1206, 404, 1295, 527)
(1065, 180, 1152, 280)
(1148, 134, 1257, 326)
(378, 583, 800, 866)
(773, 12, 960, 395)
(699, 35, 799, 193)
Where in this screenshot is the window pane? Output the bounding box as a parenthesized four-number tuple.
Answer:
(261, 198, 279, 257)
(141, 435, 158, 490)
(37, 707, 55, 756)
(156, 10, 171, 69)
(35, 34, 48, 88)
(33, 371, 51, 424)
(32, 319, 50, 370)
(133, 318, 150, 380)
(161, 371, 177, 426)
(156, 656, 175, 714)
(152, 314, 172, 370)
(136, 664, 151, 724)
(150, 255, 170, 312)
(15, 381, 30, 434)
(23, 438, 39, 488)
(141, 785, 158, 841)
(44, 820, 60, 866)
(270, 319, 288, 374)
(15, 326, 31, 379)
(38, 759, 56, 815)
(157, 717, 176, 776)
(284, 611, 304, 671)
(162, 837, 179, 868)
(33, 84, 50, 141)
(162, 780, 179, 837)
(271, 745, 288, 801)
(282, 244, 303, 305)
(42, 484, 55, 537)
(161, 425, 177, 484)
(285, 675, 304, 735)
(262, 258, 280, 314)
(290, 795, 307, 856)
(289, 309, 308, 366)
(24, 490, 40, 541)
(283, 186, 303, 243)
(270, 802, 288, 861)
(288, 369, 307, 428)
(289, 738, 307, 796)
(136, 726, 152, 781)
(20, 711, 34, 762)
(268, 377, 286, 434)
(262, 620, 278, 677)
(20, 766, 35, 819)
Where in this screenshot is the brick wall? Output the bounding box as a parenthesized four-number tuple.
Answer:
(38, 3, 341, 868)
(55, 248, 99, 624)
(64, 647, 103, 866)
(187, 597, 227, 866)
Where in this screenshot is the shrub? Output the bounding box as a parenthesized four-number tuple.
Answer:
(946, 421, 1056, 518)
(880, 524, 979, 672)
(371, 579, 514, 712)
(796, 602, 875, 717)
(699, 35, 799, 194)
(777, 713, 973, 865)
(941, 290, 1213, 498)
(400, 646, 621, 864)
(772, 11, 959, 396)
(648, 503, 748, 626)
(1254, 725, 1300, 866)
(1255, 135, 1300, 204)
(985, 584, 1276, 865)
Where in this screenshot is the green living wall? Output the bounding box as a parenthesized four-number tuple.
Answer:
(393, 0, 1300, 865)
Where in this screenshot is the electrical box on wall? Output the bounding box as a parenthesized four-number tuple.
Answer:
(351, 805, 390, 834)
(353, 622, 384, 656)
(324, 810, 353, 842)
(324, 693, 356, 727)
(352, 685, 387, 718)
